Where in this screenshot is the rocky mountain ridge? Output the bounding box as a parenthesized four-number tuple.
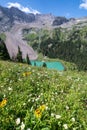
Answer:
(0, 6, 35, 32)
(0, 5, 87, 32)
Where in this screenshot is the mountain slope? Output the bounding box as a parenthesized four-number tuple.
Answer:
(5, 24, 38, 60)
(0, 5, 37, 60)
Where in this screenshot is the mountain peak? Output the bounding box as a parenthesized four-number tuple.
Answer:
(0, 5, 35, 32)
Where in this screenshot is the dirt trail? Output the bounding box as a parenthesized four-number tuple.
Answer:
(5, 23, 38, 60)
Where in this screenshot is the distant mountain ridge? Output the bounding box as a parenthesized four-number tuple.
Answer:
(0, 5, 77, 32)
(0, 5, 87, 32)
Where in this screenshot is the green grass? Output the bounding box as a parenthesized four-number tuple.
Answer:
(0, 60, 87, 130)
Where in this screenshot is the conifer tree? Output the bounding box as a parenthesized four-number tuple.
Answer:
(0, 38, 10, 60)
(42, 62, 47, 67)
(16, 46, 23, 63)
(26, 54, 31, 65)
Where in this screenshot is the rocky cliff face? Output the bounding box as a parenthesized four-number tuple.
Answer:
(0, 6, 12, 31)
(52, 16, 69, 26)
(0, 6, 35, 32)
(35, 13, 55, 26)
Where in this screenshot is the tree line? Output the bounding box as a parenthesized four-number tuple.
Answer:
(39, 27, 87, 71)
(23, 27, 87, 70)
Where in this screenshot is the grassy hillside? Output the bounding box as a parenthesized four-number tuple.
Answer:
(0, 60, 87, 130)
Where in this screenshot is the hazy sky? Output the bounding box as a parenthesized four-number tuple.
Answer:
(0, 0, 87, 18)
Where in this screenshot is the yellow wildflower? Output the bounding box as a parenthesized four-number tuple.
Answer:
(34, 105, 46, 118)
(34, 108, 42, 118)
(0, 98, 7, 108)
(23, 72, 31, 77)
(23, 72, 26, 76)
(39, 105, 46, 112)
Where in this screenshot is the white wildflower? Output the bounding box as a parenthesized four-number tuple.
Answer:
(63, 124, 68, 129)
(38, 95, 40, 98)
(9, 80, 13, 83)
(35, 97, 39, 101)
(28, 99, 31, 102)
(29, 94, 32, 97)
(8, 87, 12, 91)
(27, 128, 31, 130)
(30, 106, 33, 111)
(71, 117, 75, 122)
(55, 115, 61, 119)
(23, 103, 26, 106)
(73, 128, 76, 130)
(66, 105, 69, 110)
(3, 94, 6, 98)
(51, 113, 55, 117)
(45, 106, 48, 110)
(32, 99, 34, 102)
(16, 118, 20, 125)
(18, 78, 22, 81)
(21, 122, 25, 130)
(55, 92, 58, 95)
(51, 98, 54, 101)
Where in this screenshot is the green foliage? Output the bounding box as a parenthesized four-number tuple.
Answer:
(24, 33, 38, 42)
(52, 27, 64, 42)
(23, 28, 50, 51)
(0, 33, 6, 41)
(0, 60, 87, 129)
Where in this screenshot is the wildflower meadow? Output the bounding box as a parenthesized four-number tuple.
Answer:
(0, 60, 87, 130)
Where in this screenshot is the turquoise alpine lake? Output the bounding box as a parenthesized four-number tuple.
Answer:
(30, 61, 65, 71)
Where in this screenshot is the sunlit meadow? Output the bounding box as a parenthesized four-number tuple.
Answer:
(0, 60, 87, 130)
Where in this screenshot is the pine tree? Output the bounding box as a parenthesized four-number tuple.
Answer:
(26, 54, 31, 65)
(16, 46, 23, 63)
(42, 62, 47, 67)
(0, 38, 10, 60)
